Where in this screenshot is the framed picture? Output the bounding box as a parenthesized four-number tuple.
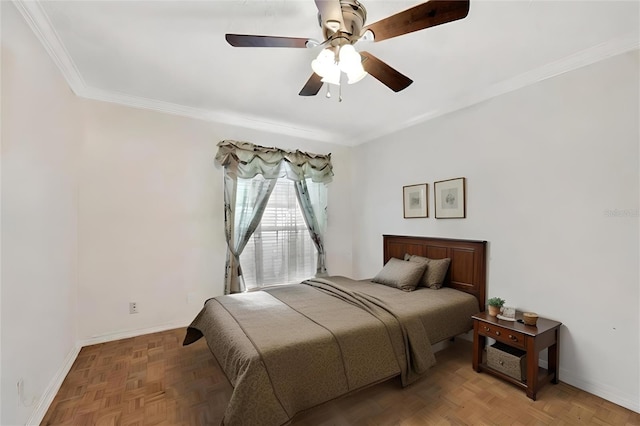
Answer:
(403, 183, 428, 218)
(434, 177, 466, 218)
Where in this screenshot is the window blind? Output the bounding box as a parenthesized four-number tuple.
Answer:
(240, 178, 316, 289)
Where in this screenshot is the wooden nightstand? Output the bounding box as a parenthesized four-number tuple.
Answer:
(472, 312, 562, 400)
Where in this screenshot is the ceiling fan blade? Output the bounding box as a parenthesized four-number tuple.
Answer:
(226, 34, 311, 48)
(362, 0, 470, 42)
(360, 52, 413, 92)
(299, 73, 324, 96)
(315, 0, 347, 33)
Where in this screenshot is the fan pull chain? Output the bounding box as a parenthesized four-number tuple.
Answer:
(326, 85, 331, 98)
(339, 83, 342, 103)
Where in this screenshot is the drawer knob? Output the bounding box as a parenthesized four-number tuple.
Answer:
(484, 327, 490, 332)
(509, 334, 518, 341)
(495, 331, 501, 336)
(499, 361, 504, 366)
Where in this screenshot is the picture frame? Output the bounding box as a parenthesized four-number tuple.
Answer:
(434, 177, 466, 218)
(403, 183, 428, 218)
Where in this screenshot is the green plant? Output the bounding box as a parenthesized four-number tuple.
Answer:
(487, 297, 505, 308)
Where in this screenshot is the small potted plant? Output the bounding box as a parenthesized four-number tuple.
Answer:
(487, 297, 505, 317)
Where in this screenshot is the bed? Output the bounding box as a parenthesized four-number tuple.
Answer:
(183, 235, 487, 426)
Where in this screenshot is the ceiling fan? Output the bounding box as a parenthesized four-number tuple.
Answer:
(225, 0, 470, 97)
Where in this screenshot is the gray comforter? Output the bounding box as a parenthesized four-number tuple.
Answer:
(183, 276, 478, 425)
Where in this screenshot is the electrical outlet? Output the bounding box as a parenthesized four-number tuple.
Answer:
(129, 302, 138, 314)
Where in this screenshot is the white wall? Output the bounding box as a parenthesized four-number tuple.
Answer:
(1, 3, 81, 425)
(77, 100, 353, 341)
(351, 51, 639, 411)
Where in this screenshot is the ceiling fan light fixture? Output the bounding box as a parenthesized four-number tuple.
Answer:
(320, 65, 341, 86)
(347, 67, 368, 84)
(338, 45, 359, 65)
(337, 45, 367, 84)
(311, 44, 369, 87)
(312, 48, 342, 85)
(311, 48, 335, 76)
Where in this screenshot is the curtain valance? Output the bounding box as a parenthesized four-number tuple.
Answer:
(215, 140, 333, 183)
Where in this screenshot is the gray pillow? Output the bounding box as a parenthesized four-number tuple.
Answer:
(372, 258, 427, 292)
(404, 254, 451, 289)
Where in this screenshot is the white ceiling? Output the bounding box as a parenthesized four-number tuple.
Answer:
(15, 0, 640, 145)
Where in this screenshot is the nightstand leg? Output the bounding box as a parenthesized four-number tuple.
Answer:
(526, 337, 538, 401)
(549, 333, 560, 384)
(472, 322, 484, 372)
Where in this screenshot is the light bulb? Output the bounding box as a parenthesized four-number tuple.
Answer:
(311, 48, 335, 78)
(346, 54, 367, 84)
(347, 67, 368, 84)
(320, 63, 341, 86)
(339, 45, 358, 63)
(338, 44, 361, 73)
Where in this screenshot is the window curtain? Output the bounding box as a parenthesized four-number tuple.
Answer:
(223, 170, 277, 294)
(293, 179, 328, 276)
(216, 140, 333, 294)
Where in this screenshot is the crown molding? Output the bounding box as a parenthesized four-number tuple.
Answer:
(350, 34, 640, 145)
(13, 0, 87, 94)
(14, 0, 639, 147)
(80, 86, 344, 144)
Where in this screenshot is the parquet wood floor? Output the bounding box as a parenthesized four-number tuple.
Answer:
(41, 328, 640, 426)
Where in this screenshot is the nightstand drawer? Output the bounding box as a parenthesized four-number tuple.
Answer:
(477, 323, 526, 350)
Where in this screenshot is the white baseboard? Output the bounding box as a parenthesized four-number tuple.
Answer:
(558, 368, 640, 414)
(433, 331, 474, 353)
(78, 321, 189, 347)
(431, 339, 451, 353)
(26, 343, 81, 426)
(538, 358, 640, 413)
(457, 330, 474, 342)
(537, 359, 638, 413)
(27, 321, 189, 425)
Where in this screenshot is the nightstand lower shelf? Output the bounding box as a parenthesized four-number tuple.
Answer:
(477, 362, 553, 391)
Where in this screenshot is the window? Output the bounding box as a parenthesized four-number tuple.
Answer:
(239, 177, 318, 289)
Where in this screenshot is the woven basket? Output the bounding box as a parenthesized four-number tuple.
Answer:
(487, 342, 527, 381)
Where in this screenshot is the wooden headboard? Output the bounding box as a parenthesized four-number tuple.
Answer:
(383, 235, 487, 311)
